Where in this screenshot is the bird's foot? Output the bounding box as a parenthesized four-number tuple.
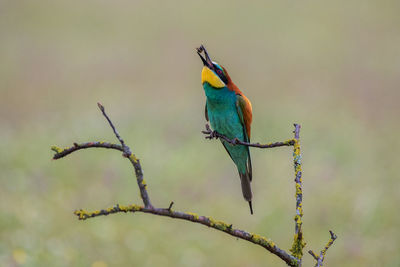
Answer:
(232, 138, 240, 145)
(201, 124, 219, 140)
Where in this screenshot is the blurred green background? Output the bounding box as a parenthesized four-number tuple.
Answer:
(1, 0, 399, 266)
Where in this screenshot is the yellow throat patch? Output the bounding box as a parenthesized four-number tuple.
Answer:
(201, 67, 225, 88)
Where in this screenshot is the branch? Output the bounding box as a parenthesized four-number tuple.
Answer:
(202, 123, 306, 261)
(202, 123, 294, 148)
(51, 142, 123, 159)
(51, 104, 336, 267)
(290, 124, 306, 260)
(51, 105, 299, 265)
(73, 204, 298, 266)
(97, 103, 152, 208)
(52, 103, 152, 208)
(97, 103, 129, 153)
(308, 230, 338, 266)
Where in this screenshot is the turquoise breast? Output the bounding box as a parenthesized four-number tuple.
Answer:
(203, 83, 248, 174)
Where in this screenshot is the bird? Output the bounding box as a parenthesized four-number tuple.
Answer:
(196, 45, 254, 214)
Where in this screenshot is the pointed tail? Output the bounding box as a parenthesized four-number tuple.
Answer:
(248, 201, 253, 215)
(239, 171, 253, 214)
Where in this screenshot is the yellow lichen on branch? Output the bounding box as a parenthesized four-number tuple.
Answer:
(129, 154, 138, 163)
(74, 204, 142, 220)
(51, 146, 63, 154)
(308, 230, 337, 266)
(251, 233, 276, 249)
(290, 130, 306, 259)
(51, 105, 337, 267)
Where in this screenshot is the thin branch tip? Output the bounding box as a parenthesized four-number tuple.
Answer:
(309, 230, 338, 266)
(308, 250, 319, 260)
(167, 201, 174, 211)
(329, 230, 337, 239)
(97, 102, 104, 111)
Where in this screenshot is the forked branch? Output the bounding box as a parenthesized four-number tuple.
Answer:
(308, 230, 338, 266)
(51, 103, 336, 266)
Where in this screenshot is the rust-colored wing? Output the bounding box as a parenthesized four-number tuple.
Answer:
(236, 94, 253, 181)
(236, 94, 252, 138)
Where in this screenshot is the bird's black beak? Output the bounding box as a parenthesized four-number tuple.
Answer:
(196, 45, 214, 70)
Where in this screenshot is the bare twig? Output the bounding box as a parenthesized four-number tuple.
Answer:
(202, 123, 294, 148)
(309, 250, 319, 261)
(308, 230, 338, 266)
(52, 103, 153, 208)
(98, 103, 152, 208)
(97, 102, 128, 153)
(167, 201, 174, 211)
(51, 142, 123, 159)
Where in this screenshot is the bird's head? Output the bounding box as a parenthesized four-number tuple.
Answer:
(196, 45, 229, 89)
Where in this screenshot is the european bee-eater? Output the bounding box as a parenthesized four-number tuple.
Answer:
(197, 45, 254, 214)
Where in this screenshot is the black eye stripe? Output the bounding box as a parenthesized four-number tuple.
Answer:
(213, 64, 228, 84)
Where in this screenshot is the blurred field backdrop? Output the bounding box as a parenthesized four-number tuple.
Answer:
(1, 0, 399, 266)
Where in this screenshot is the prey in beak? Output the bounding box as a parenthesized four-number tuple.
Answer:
(196, 45, 214, 71)
(196, 44, 229, 87)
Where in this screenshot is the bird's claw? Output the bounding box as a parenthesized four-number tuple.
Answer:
(208, 130, 219, 139)
(202, 124, 219, 140)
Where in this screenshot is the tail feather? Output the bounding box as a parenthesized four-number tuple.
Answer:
(248, 201, 253, 215)
(239, 171, 253, 214)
